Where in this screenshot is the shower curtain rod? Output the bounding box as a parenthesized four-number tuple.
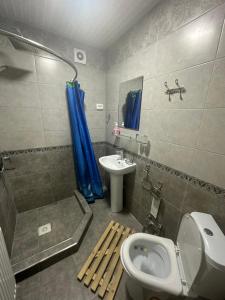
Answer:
(0, 28, 78, 82)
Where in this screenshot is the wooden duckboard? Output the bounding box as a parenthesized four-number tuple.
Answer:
(77, 220, 135, 300)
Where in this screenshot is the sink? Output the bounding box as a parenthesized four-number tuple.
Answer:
(99, 155, 136, 212)
(99, 155, 136, 175)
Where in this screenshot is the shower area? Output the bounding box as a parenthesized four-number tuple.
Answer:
(0, 29, 93, 278)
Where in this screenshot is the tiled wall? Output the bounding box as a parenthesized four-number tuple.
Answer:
(105, 0, 225, 237)
(105, 143, 225, 241)
(0, 19, 106, 212)
(106, 1, 225, 190)
(4, 146, 76, 212)
(3, 143, 105, 213)
(0, 173, 17, 254)
(0, 18, 106, 151)
(1, 1, 225, 248)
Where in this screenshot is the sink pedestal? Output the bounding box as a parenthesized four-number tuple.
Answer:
(110, 174, 123, 212)
(99, 155, 136, 213)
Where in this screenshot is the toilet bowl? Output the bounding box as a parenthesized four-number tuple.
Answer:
(120, 212, 225, 300)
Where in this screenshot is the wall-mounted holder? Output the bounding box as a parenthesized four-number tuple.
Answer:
(113, 131, 148, 146)
(164, 79, 186, 102)
(135, 134, 148, 145)
(142, 164, 152, 191)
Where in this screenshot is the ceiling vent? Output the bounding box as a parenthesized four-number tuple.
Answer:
(74, 48, 86, 65)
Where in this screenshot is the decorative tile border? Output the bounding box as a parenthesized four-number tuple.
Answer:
(2, 145, 72, 156)
(104, 142, 225, 198)
(3, 141, 224, 197)
(2, 141, 105, 156)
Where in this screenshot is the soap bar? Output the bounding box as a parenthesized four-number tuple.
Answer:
(150, 196, 160, 219)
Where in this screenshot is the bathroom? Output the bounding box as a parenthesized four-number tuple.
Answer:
(0, 0, 225, 299)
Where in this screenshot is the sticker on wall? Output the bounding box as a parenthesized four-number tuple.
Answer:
(74, 48, 87, 64)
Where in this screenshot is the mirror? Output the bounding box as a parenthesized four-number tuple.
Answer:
(118, 76, 143, 131)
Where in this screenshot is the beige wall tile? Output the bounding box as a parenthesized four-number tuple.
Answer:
(217, 19, 225, 58)
(166, 109, 203, 147)
(168, 62, 214, 109)
(105, 110, 118, 144)
(156, 5, 225, 75)
(44, 130, 72, 147)
(0, 130, 45, 151)
(140, 110, 169, 141)
(142, 62, 213, 111)
(142, 78, 156, 110)
(42, 108, 70, 131)
(35, 56, 73, 84)
(84, 88, 105, 111)
(39, 83, 67, 109)
(197, 108, 225, 154)
(205, 58, 225, 108)
(86, 110, 105, 129)
(0, 81, 40, 108)
(78, 64, 106, 91)
(190, 150, 225, 188)
(149, 139, 194, 175)
(89, 128, 105, 142)
(0, 107, 43, 131)
(124, 44, 157, 80)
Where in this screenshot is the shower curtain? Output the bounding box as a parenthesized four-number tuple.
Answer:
(124, 90, 142, 130)
(66, 81, 104, 203)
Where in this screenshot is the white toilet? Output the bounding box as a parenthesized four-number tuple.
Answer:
(120, 212, 225, 300)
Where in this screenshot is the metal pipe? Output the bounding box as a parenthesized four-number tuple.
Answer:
(0, 28, 78, 82)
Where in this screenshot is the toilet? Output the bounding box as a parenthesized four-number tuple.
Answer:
(120, 212, 225, 300)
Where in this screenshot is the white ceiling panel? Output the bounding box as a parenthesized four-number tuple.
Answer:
(0, 0, 160, 49)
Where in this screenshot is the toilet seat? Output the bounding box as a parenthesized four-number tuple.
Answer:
(120, 233, 183, 296)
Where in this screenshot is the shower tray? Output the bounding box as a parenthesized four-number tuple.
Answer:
(11, 190, 92, 280)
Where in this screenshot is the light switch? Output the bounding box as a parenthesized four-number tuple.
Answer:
(96, 103, 104, 110)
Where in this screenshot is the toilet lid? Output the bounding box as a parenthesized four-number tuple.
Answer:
(176, 214, 203, 290)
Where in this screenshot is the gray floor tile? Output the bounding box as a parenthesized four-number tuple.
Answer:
(16, 198, 142, 300)
(12, 196, 84, 264)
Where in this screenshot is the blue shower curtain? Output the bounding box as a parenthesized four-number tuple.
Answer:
(124, 90, 142, 130)
(66, 81, 104, 203)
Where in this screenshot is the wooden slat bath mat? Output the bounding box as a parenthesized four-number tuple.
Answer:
(77, 220, 134, 300)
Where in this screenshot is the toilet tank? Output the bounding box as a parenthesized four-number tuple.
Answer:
(190, 212, 225, 300)
(177, 212, 225, 300)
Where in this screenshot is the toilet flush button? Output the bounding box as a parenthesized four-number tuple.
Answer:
(204, 228, 213, 236)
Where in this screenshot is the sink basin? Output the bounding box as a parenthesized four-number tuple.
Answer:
(99, 155, 136, 175)
(99, 155, 136, 212)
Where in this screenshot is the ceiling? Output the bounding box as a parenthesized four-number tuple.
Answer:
(0, 0, 160, 49)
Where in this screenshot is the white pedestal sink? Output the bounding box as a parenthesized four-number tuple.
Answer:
(99, 155, 136, 212)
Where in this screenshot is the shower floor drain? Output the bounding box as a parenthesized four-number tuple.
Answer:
(38, 223, 51, 236)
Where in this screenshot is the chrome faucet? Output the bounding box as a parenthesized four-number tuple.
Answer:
(115, 149, 124, 160)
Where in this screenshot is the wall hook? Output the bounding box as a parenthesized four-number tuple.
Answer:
(175, 79, 183, 100)
(164, 81, 171, 102)
(164, 79, 186, 102)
